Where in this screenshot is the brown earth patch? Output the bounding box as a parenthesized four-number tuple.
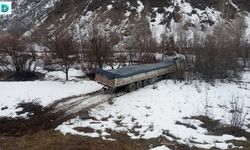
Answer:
(74, 127, 95, 133)
(0, 101, 65, 136)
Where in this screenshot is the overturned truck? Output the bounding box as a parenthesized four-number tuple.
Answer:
(95, 59, 182, 92)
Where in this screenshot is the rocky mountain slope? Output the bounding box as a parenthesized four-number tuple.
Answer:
(2, 0, 250, 41)
(0, 0, 60, 31)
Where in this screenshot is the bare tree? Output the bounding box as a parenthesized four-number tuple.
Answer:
(230, 96, 248, 135)
(232, 14, 249, 68)
(82, 22, 120, 72)
(160, 31, 177, 60)
(192, 31, 241, 80)
(175, 20, 189, 54)
(0, 32, 38, 80)
(126, 16, 158, 64)
(43, 31, 79, 81)
(189, 9, 246, 81)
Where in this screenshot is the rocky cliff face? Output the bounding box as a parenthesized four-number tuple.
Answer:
(2, 0, 250, 40)
(0, 0, 60, 31)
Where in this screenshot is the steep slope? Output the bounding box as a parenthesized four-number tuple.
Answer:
(2, 0, 250, 41)
(0, 0, 61, 31)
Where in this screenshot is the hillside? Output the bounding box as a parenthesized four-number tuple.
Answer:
(2, 0, 250, 41)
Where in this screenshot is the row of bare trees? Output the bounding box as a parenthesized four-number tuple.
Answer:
(188, 11, 249, 81)
(0, 19, 124, 81)
(158, 10, 250, 81)
(41, 21, 122, 80)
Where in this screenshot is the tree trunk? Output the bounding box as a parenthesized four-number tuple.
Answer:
(65, 68, 69, 81)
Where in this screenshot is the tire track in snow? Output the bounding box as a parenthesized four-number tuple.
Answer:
(50, 89, 126, 119)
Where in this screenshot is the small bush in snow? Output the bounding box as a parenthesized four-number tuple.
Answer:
(229, 96, 248, 134)
(0, 32, 39, 80)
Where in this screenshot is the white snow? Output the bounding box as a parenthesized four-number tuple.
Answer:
(44, 0, 59, 9)
(180, 2, 193, 14)
(107, 4, 113, 11)
(0, 80, 102, 117)
(137, 0, 144, 13)
(149, 1, 221, 42)
(59, 14, 67, 22)
(57, 72, 250, 149)
(149, 12, 165, 42)
(150, 145, 171, 150)
(245, 13, 250, 41)
(126, 1, 144, 17)
(44, 68, 85, 81)
(242, 71, 250, 82)
(57, 123, 100, 138)
(124, 10, 131, 17)
(228, 0, 240, 11)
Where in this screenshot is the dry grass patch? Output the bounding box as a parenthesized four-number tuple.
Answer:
(0, 130, 155, 150)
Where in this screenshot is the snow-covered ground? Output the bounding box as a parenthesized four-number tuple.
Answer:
(0, 69, 102, 117)
(1, 67, 250, 149)
(44, 68, 85, 81)
(151, 145, 171, 150)
(57, 72, 250, 150)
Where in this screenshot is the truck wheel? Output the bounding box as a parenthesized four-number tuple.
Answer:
(136, 81, 142, 89)
(148, 78, 153, 84)
(143, 80, 148, 87)
(128, 83, 136, 92)
(108, 88, 115, 94)
(165, 74, 170, 79)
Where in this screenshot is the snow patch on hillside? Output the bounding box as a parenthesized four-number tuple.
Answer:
(149, 1, 221, 42)
(149, 11, 165, 42)
(137, 1, 144, 13)
(107, 4, 113, 11)
(245, 13, 250, 41)
(151, 145, 172, 150)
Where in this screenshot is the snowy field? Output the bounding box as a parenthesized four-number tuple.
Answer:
(0, 69, 102, 117)
(1, 68, 250, 149)
(57, 72, 250, 150)
(151, 146, 171, 150)
(43, 68, 85, 81)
